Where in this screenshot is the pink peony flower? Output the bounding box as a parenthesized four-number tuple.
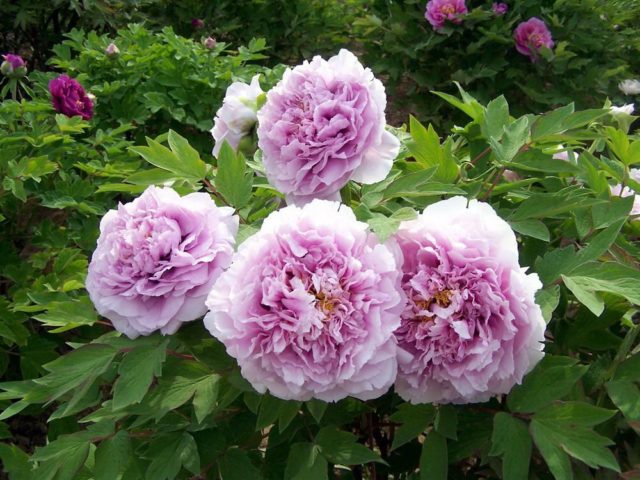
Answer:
(610, 168, 640, 219)
(492, 2, 508, 15)
(211, 75, 263, 158)
(204, 199, 405, 401)
(513, 17, 554, 62)
(390, 197, 546, 404)
(425, 0, 468, 31)
(49, 74, 94, 120)
(1, 53, 27, 77)
(86, 186, 238, 339)
(257, 49, 399, 205)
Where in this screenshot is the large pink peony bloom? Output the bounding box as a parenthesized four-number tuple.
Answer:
(390, 197, 546, 404)
(49, 74, 94, 120)
(257, 49, 400, 205)
(513, 17, 554, 62)
(87, 186, 238, 338)
(204, 200, 405, 401)
(425, 0, 468, 31)
(610, 168, 640, 219)
(211, 75, 263, 158)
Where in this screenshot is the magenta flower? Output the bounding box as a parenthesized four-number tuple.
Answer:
(425, 0, 468, 31)
(513, 17, 554, 62)
(257, 49, 400, 205)
(390, 197, 546, 404)
(49, 74, 94, 120)
(492, 2, 508, 15)
(1, 54, 27, 77)
(191, 18, 205, 29)
(204, 200, 405, 401)
(610, 168, 640, 219)
(86, 186, 238, 339)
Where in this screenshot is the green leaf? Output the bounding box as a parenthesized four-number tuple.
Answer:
(481, 95, 509, 141)
(113, 342, 167, 410)
(488, 116, 529, 164)
(509, 219, 550, 242)
(389, 403, 435, 451)
(257, 394, 286, 430)
(284, 443, 328, 480)
(383, 166, 437, 199)
(146, 433, 200, 480)
(315, 427, 384, 465)
(0, 443, 32, 480)
(130, 134, 204, 180)
(489, 413, 531, 480)
(534, 402, 616, 427)
(536, 286, 560, 323)
(531, 103, 574, 139)
(167, 130, 207, 178)
(530, 420, 573, 480)
(218, 447, 262, 480)
(507, 356, 588, 413)
(192, 374, 221, 423)
(215, 142, 253, 209)
(278, 400, 301, 432)
(94, 430, 132, 480)
(606, 380, 640, 424)
(434, 405, 457, 440)
(306, 399, 328, 424)
(419, 430, 447, 480)
(36, 344, 118, 403)
(408, 119, 458, 182)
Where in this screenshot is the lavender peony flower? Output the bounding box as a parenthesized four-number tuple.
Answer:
(257, 49, 400, 205)
(211, 75, 263, 158)
(619, 79, 640, 96)
(492, 2, 508, 15)
(425, 0, 468, 31)
(204, 199, 405, 401)
(1, 54, 27, 77)
(391, 197, 546, 404)
(610, 168, 640, 219)
(87, 186, 238, 339)
(49, 75, 94, 120)
(513, 17, 554, 62)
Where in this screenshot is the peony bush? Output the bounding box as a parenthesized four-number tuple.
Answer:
(1, 17, 640, 480)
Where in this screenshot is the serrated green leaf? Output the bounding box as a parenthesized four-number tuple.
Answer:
(481, 95, 509, 141)
(389, 403, 435, 451)
(94, 430, 132, 480)
(113, 342, 167, 410)
(315, 427, 384, 465)
(489, 413, 531, 480)
(215, 142, 253, 209)
(284, 443, 327, 480)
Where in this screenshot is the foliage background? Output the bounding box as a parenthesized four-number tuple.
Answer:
(1, 1, 640, 479)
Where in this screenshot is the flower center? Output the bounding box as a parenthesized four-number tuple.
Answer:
(414, 289, 452, 322)
(441, 4, 455, 14)
(529, 33, 542, 48)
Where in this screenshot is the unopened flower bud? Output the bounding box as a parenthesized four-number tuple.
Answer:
(191, 18, 205, 29)
(203, 37, 217, 49)
(105, 43, 120, 57)
(1, 54, 27, 78)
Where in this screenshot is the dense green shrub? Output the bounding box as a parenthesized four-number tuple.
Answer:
(355, 0, 640, 125)
(44, 25, 284, 149)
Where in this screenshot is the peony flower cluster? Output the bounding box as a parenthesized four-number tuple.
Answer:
(204, 200, 405, 401)
(49, 74, 94, 120)
(211, 75, 264, 158)
(513, 17, 554, 62)
(610, 168, 640, 219)
(1, 53, 27, 78)
(425, 0, 468, 31)
(391, 197, 546, 404)
(257, 49, 399, 205)
(86, 186, 238, 338)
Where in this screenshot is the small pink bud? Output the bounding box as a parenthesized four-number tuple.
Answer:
(105, 43, 120, 57)
(203, 37, 217, 49)
(191, 18, 205, 29)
